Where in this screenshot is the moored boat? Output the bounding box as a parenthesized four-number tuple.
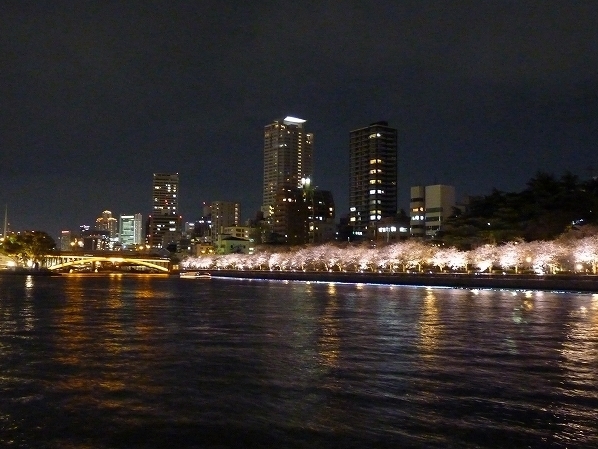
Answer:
(180, 271, 211, 279)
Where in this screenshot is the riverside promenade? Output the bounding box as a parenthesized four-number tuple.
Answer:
(202, 270, 598, 293)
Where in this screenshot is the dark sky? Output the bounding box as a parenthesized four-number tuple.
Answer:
(1, 1, 597, 238)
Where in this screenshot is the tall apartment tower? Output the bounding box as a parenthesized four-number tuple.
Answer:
(262, 116, 313, 220)
(148, 173, 180, 248)
(211, 201, 241, 240)
(349, 121, 398, 238)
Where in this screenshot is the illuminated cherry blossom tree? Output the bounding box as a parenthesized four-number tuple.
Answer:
(572, 235, 598, 274)
(181, 231, 598, 277)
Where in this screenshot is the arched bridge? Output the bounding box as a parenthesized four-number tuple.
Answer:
(44, 251, 173, 273)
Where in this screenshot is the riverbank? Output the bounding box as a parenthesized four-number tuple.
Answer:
(0, 268, 60, 276)
(202, 269, 598, 293)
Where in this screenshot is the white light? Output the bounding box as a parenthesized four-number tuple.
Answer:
(283, 116, 306, 124)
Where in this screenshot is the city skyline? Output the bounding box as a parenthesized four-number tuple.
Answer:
(1, 1, 596, 238)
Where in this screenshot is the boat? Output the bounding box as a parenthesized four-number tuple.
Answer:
(180, 271, 212, 279)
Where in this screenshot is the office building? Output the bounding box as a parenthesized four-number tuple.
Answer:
(410, 184, 456, 237)
(119, 214, 143, 248)
(272, 181, 335, 245)
(95, 210, 118, 238)
(262, 116, 313, 220)
(148, 173, 180, 248)
(349, 121, 398, 239)
(59, 230, 72, 251)
(211, 201, 240, 240)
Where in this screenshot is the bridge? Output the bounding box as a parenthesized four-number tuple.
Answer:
(44, 251, 173, 273)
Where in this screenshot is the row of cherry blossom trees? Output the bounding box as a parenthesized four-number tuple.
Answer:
(182, 235, 598, 275)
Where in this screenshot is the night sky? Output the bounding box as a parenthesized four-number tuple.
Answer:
(1, 1, 597, 239)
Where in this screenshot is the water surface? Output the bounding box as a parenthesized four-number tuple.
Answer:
(1, 274, 597, 448)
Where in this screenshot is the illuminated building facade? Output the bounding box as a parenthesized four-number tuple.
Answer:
(59, 230, 72, 251)
(272, 181, 335, 245)
(148, 173, 180, 248)
(262, 116, 313, 221)
(95, 210, 118, 238)
(410, 184, 455, 237)
(119, 213, 143, 248)
(211, 201, 240, 241)
(349, 121, 398, 239)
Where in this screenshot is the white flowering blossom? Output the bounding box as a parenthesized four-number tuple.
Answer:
(180, 234, 598, 276)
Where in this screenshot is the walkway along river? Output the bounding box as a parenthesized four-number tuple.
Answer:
(194, 269, 598, 292)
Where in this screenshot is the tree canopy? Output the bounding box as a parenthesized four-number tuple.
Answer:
(1, 231, 56, 266)
(438, 172, 598, 249)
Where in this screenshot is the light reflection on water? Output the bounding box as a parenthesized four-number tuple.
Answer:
(0, 274, 597, 448)
(419, 289, 440, 353)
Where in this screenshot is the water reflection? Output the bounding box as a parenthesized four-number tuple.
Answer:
(317, 285, 340, 370)
(554, 297, 598, 445)
(21, 275, 35, 331)
(2, 276, 598, 448)
(419, 288, 442, 353)
(52, 275, 165, 418)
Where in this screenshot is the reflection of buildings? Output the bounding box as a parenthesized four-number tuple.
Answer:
(119, 213, 143, 248)
(262, 116, 313, 222)
(318, 285, 341, 369)
(148, 173, 180, 248)
(54, 276, 163, 400)
(349, 121, 398, 240)
(419, 289, 441, 352)
(410, 184, 455, 237)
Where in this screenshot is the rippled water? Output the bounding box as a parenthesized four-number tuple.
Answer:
(1, 274, 597, 448)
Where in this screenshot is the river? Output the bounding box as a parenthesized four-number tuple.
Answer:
(1, 274, 597, 448)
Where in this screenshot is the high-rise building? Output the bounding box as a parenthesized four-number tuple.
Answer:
(410, 184, 455, 237)
(349, 121, 398, 239)
(119, 213, 143, 248)
(262, 116, 313, 220)
(96, 210, 118, 237)
(59, 230, 72, 251)
(148, 173, 180, 248)
(211, 201, 240, 240)
(272, 180, 335, 245)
